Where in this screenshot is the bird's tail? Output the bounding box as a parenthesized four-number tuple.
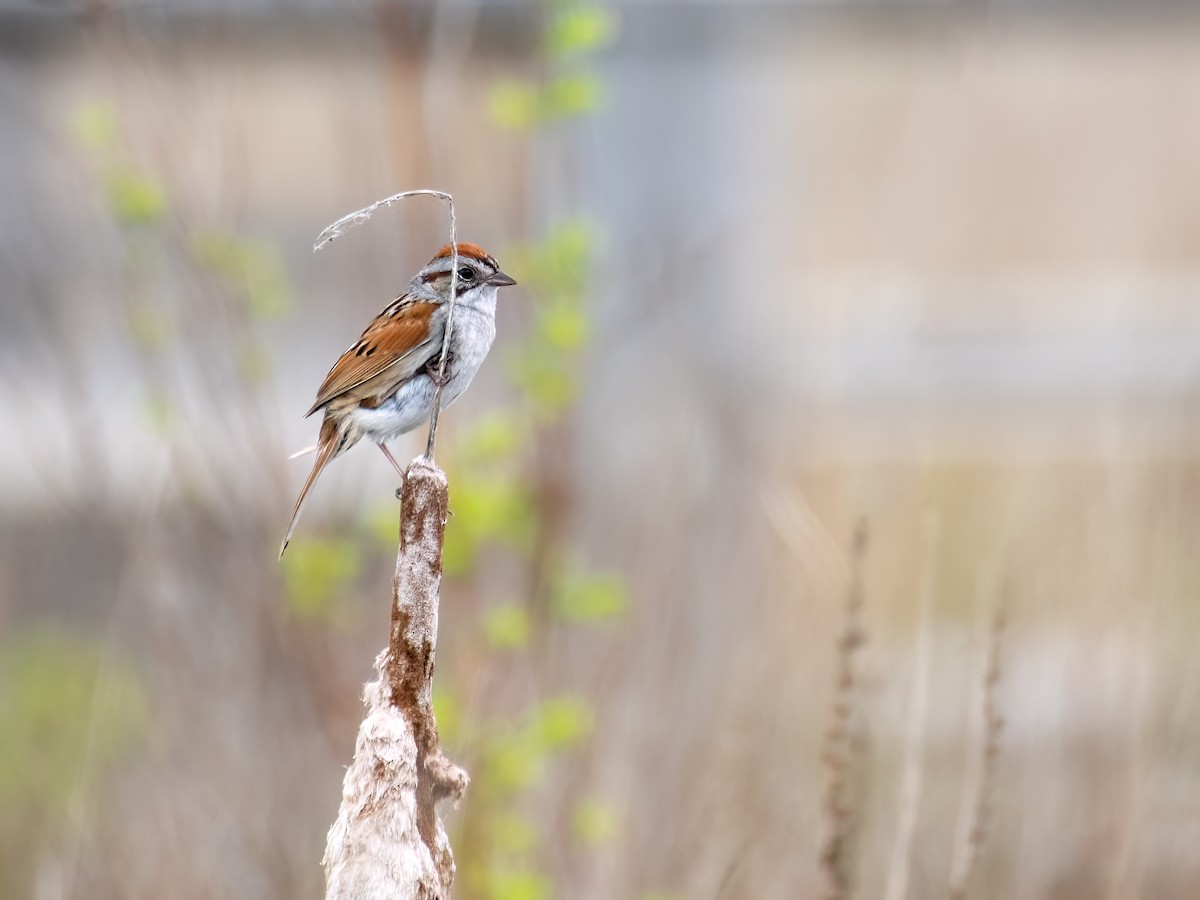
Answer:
(279, 418, 342, 559)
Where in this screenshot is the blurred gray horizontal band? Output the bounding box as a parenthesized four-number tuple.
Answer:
(2, 1, 1199, 39)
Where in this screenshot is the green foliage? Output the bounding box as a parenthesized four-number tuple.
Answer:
(481, 728, 544, 795)
(457, 5, 624, 896)
(539, 299, 588, 351)
(72, 102, 119, 152)
(459, 412, 524, 464)
(281, 537, 360, 620)
(433, 688, 463, 745)
(479, 868, 550, 900)
(477, 695, 593, 799)
(483, 603, 532, 650)
(490, 813, 540, 855)
(546, 73, 604, 118)
(489, 81, 544, 132)
(489, 2, 614, 132)
(444, 474, 535, 576)
(488, 74, 603, 131)
(0, 627, 147, 814)
(464, 810, 547, 899)
(72, 102, 167, 225)
(465, 696, 595, 899)
(191, 230, 292, 319)
(533, 695, 593, 749)
(368, 502, 400, 547)
(545, 6, 618, 58)
(73, 101, 291, 461)
(505, 221, 592, 299)
(105, 170, 167, 226)
(505, 344, 577, 415)
(571, 796, 619, 846)
(501, 220, 596, 416)
(553, 570, 628, 623)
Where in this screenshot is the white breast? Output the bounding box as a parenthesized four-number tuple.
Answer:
(350, 286, 498, 444)
(441, 288, 498, 403)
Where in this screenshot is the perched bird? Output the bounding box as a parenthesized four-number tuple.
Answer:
(281, 242, 515, 557)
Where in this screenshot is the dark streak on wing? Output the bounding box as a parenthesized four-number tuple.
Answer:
(305, 298, 442, 417)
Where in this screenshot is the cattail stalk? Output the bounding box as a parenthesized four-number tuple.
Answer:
(322, 458, 468, 899)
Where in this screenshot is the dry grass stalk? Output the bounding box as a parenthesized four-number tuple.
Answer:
(948, 593, 1007, 900)
(323, 458, 468, 900)
(820, 519, 870, 900)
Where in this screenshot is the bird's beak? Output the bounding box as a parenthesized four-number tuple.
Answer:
(488, 270, 517, 287)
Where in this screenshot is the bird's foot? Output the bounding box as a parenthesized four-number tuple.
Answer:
(425, 359, 450, 387)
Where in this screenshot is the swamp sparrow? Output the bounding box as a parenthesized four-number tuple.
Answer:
(280, 242, 515, 556)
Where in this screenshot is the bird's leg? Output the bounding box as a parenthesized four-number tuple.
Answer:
(425, 356, 451, 387)
(379, 443, 406, 482)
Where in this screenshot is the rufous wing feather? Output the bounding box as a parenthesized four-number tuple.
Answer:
(305, 300, 443, 416)
(279, 418, 342, 559)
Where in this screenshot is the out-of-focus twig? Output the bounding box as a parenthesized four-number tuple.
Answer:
(949, 588, 1007, 900)
(322, 458, 468, 900)
(312, 189, 460, 460)
(820, 519, 870, 900)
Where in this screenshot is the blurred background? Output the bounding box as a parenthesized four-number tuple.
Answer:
(3, 1, 1200, 898)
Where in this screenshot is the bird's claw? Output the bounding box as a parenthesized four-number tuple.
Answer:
(425, 359, 449, 388)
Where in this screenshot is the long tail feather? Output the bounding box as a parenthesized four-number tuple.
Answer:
(279, 420, 341, 559)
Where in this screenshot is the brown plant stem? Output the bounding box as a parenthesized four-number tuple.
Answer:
(820, 519, 870, 900)
(322, 458, 468, 900)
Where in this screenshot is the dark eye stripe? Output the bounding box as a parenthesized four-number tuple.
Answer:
(422, 267, 488, 284)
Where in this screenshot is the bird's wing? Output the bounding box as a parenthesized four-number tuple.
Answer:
(305, 299, 445, 416)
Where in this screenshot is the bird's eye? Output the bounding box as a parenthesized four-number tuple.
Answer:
(457, 266, 476, 282)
